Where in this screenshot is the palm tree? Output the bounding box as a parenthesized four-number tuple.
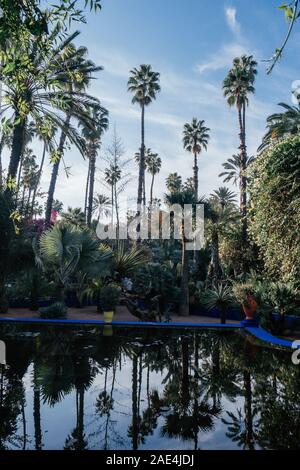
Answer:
(1, 30, 100, 194)
(61, 207, 86, 227)
(45, 38, 106, 225)
(210, 187, 236, 212)
(183, 118, 210, 199)
(223, 55, 257, 242)
(219, 154, 255, 200)
(146, 151, 161, 206)
(259, 102, 300, 152)
(93, 193, 111, 222)
(165, 185, 196, 316)
(81, 106, 109, 227)
(128, 65, 160, 209)
(166, 173, 182, 194)
(104, 164, 121, 235)
(201, 283, 235, 324)
(205, 197, 239, 281)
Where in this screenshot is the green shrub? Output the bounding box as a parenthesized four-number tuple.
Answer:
(39, 302, 68, 319)
(98, 284, 121, 312)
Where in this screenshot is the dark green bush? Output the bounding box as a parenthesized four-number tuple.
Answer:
(39, 302, 68, 319)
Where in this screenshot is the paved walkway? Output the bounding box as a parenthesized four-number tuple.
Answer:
(3, 306, 240, 325)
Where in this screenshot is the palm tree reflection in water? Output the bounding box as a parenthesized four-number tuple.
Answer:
(0, 325, 299, 450)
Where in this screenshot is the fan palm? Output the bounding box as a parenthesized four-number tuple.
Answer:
(223, 55, 257, 242)
(93, 193, 111, 222)
(1, 29, 101, 194)
(128, 64, 160, 209)
(259, 102, 300, 152)
(39, 223, 111, 300)
(146, 151, 161, 206)
(183, 118, 210, 199)
(201, 283, 235, 324)
(166, 173, 182, 194)
(81, 105, 109, 227)
(61, 207, 86, 227)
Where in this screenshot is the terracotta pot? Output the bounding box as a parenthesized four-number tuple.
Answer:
(242, 295, 257, 321)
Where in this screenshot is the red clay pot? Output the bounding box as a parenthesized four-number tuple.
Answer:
(242, 294, 257, 321)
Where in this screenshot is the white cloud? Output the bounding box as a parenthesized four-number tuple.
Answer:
(225, 7, 240, 35)
(196, 43, 248, 74)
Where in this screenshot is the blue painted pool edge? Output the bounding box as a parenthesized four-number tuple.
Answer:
(0, 316, 299, 350)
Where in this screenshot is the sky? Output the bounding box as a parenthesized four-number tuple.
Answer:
(4, 0, 300, 214)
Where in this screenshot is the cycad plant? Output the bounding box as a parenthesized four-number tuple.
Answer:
(201, 283, 235, 324)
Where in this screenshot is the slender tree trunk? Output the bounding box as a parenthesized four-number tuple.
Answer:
(181, 337, 190, 407)
(84, 157, 90, 221)
(238, 103, 247, 243)
(45, 114, 71, 226)
(114, 181, 119, 239)
(208, 231, 222, 281)
(0, 134, 5, 192)
(137, 102, 145, 209)
(6, 117, 26, 186)
(87, 146, 96, 227)
(150, 173, 154, 206)
(33, 362, 42, 450)
(244, 370, 254, 450)
(193, 152, 198, 201)
(31, 142, 47, 215)
(180, 223, 189, 316)
(131, 353, 138, 450)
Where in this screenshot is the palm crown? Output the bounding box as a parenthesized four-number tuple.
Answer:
(183, 118, 210, 155)
(127, 64, 161, 106)
(223, 55, 257, 108)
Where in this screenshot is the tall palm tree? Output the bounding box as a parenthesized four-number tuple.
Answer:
(259, 102, 300, 152)
(1, 30, 100, 194)
(93, 193, 111, 222)
(146, 151, 161, 206)
(223, 55, 257, 242)
(61, 207, 86, 227)
(165, 185, 196, 316)
(45, 39, 105, 226)
(81, 106, 109, 227)
(166, 173, 182, 194)
(104, 164, 121, 234)
(183, 118, 210, 200)
(128, 65, 160, 209)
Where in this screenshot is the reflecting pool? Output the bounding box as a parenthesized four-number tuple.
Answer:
(0, 323, 299, 450)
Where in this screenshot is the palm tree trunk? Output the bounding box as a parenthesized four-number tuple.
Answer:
(238, 103, 247, 243)
(87, 146, 96, 227)
(137, 102, 145, 209)
(45, 114, 71, 226)
(6, 116, 26, 186)
(31, 142, 47, 215)
(0, 134, 5, 192)
(33, 362, 42, 450)
(208, 231, 222, 281)
(114, 181, 119, 239)
(179, 224, 189, 316)
(244, 370, 254, 450)
(150, 173, 154, 206)
(84, 157, 90, 221)
(193, 152, 198, 200)
(131, 353, 138, 450)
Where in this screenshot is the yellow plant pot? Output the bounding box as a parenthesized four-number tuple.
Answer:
(103, 311, 114, 323)
(103, 325, 113, 337)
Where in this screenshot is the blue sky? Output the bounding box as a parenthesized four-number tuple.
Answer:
(6, 0, 300, 211)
